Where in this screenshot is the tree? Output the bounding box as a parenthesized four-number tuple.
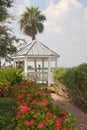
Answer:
(0, 0, 13, 22)
(0, 0, 17, 59)
(19, 7, 46, 40)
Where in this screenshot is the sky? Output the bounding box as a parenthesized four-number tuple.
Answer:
(8, 0, 87, 67)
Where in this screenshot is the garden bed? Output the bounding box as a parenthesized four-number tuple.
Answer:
(13, 81, 77, 130)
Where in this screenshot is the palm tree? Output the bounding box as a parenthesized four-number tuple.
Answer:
(19, 7, 46, 40)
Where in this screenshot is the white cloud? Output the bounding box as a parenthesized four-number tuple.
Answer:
(39, 0, 87, 67)
(7, 0, 87, 67)
(7, 0, 31, 39)
(9, 0, 30, 16)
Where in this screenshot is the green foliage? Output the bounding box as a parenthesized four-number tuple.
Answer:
(0, 27, 17, 57)
(0, 98, 17, 130)
(53, 63, 87, 90)
(64, 63, 87, 90)
(0, 0, 13, 22)
(53, 63, 87, 112)
(14, 81, 77, 130)
(0, 0, 17, 58)
(53, 67, 67, 83)
(0, 66, 23, 86)
(20, 6, 46, 40)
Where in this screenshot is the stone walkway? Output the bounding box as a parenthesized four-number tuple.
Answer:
(51, 93, 87, 130)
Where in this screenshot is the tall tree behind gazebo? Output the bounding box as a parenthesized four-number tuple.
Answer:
(19, 7, 46, 40)
(19, 7, 46, 72)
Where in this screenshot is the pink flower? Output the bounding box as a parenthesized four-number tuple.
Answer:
(43, 99, 49, 105)
(55, 118, 62, 127)
(37, 123, 44, 129)
(40, 99, 50, 106)
(22, 101, 28, 106)
(29, 119, 35, 125)
(31, 99, 39, 105)
(18, 105, 31, 114)
(63, 128, 67, 130)
(24, 119, 35, 127)
(61, 110, 67, 116)
(17, 94, 25, 100)
(55, 127, 60, 130)
(53, 115, 57, 120)
(24, 121, 30, 126)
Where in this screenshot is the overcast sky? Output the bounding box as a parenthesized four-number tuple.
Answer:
(8, 0, 87, 67)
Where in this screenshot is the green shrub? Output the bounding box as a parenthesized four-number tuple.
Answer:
(64, 63, 87, 90)
(53, 63, 87, 90)
(0, 66, 23, 86)
(0, 98, 17, 130)
(53, 63, 87, 112)
(53, 67, 67, 83)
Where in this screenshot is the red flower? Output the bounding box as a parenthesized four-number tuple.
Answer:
(18, 105, 31, 114)
(63, 128, 67, 130)
(31, 99, 39, 105)
(29, 119, 35, 125)
(40, 99, 50, 106)
(55, 127, 60, 130)
(37, 123, 44, 129)
(17, 94, 25, 100)
(53, 115, 57, 120)
(61, 110, 67, 116)
(55, 118, 62, 127)
(24, 119, 35, 127)
(24, 121, 30, 127)
(22, 101, 28, 106)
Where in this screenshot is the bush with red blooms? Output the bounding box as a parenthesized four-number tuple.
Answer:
(14, 81, 77, 130)
(0, 85, 11, 97)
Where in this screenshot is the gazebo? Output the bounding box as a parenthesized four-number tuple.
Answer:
(12, 39, 60, 86)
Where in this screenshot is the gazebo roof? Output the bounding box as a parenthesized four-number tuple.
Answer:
(12, 39, 59, 58)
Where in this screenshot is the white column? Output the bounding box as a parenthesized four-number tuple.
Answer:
(12, 60, 16, 67)
(24, 57, 28, 76)
(48, 58, 51, 86)
(34, 59, 37, 72)
(42, 59, 44, 83)
(55, 58, 57, 67)
(34, 59, 37, 82)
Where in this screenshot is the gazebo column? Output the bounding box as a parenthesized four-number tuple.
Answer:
(55, 58, 57, 67)
(24, 57, 28, 76)
(34, 59, 37, 81)
(13, 60, 16, 67)
(34, 59, 37, 72)
(48, 58, 51, 86)
(42, 59, 44, 84)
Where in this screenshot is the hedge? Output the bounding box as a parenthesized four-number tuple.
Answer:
(0, 98, 17, 130)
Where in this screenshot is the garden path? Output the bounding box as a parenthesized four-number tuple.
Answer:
(51, 93, 87, 130)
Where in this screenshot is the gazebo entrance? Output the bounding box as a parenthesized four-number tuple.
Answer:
(12, 40, 60, 86)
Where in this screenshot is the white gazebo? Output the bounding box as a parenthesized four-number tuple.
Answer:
(12, 39, 60, 86)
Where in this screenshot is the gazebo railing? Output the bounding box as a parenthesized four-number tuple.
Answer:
(27, 71, 48, 83)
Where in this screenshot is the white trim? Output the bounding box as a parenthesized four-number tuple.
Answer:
(24, 57, 28, 75)
(42, 59, 44, 83)
(48, 58, 51, 86)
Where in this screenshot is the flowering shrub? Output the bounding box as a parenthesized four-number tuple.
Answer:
(14, 81, 77, 130)
(0, 85, 11, 97)
(0, 66, 23, 97)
